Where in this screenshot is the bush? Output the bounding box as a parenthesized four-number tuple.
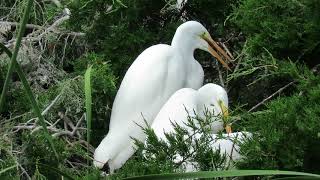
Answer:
(232, 0, 320, 65)
(73, 52, 118, 145)
(238, 64, 320, 173)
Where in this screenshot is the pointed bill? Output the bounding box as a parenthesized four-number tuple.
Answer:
(202, 35, 232, 71)
(218, 100, 232, 134)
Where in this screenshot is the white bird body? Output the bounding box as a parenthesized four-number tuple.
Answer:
(94, 21, 231, 172)
(151, 83, 228, 140)
(149, 83, 251, 171)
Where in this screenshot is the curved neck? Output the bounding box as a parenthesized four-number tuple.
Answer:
(171, 30, 197, 58)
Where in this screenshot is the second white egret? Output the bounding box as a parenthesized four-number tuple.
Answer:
(151, 83, 229, 139)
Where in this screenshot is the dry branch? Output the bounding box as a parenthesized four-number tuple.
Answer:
(248, 81, 295, 112)
(4, 7, 84, 48)
(13, 113, 86, 138)
(0, 21, 42, 30)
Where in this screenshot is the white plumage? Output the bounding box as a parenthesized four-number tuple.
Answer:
(151, 83, 228, 139)
(93, 21, 230, 172)
(180, 132, 252, 171)
(149, 84, 250, 171)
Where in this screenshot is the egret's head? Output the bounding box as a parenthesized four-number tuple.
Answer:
(198, 83, 230, 132)
(198, 84, 228, 111)
(175, 21, 231, 70)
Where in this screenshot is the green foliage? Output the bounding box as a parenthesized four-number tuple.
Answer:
(0, 132, 19, 179)
(73, 53, 117, 145)
(238, 65, 320, 173)
(68, 0, 239, 78)
(1, 0, 320, 178)
(185, 0, 238, 36)
(0, 0, 61, 25)
(21, 132, 65, 178)
(227, 52, 295, 109)
(69, 0, 180, 78)
(232, 0, 320, 64)
(109, 111, 245, 178)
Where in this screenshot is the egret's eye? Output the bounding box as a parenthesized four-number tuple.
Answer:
(198, 32, 205, 38)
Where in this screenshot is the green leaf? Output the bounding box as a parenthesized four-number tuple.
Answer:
(274, 176, 320, 180)
(124, 170, 320, 180)
(84, 65, 93, 167)
(0, 0, 34, 112)
(85, 65, 93, 144)
(0, 43, 13, 57)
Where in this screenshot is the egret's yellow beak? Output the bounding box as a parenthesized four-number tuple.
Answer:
(202, 34, 231, 71)
(218, 100, 232, 134)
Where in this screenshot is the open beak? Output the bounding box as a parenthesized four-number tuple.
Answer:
(202, 35, 232, 71)
(218, 100, 232, 134)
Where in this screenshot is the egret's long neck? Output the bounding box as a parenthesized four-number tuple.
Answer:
(171, 30, 197, 58)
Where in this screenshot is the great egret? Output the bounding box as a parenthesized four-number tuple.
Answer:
(148, 83, 249, 171)
(151, 83, 229, 140)
(94, 21, 231, 172)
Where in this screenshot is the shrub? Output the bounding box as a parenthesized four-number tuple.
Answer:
(238, 64, 320, 173)
(232, 0, 320, 65)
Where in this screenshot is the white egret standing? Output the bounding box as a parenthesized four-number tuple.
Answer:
(94, 21, 231, 172)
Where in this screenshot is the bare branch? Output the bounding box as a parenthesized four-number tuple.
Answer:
(42, 93, 62, 115)
(248, 81, 295, 112)
(0, 21, 42, 30)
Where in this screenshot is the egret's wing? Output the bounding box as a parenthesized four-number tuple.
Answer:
(151, 88, 198, 141)
(109, 44, 186, 140)
(94, 44, 186, 169)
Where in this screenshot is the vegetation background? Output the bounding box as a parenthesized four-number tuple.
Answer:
(0, 0, 319, 179)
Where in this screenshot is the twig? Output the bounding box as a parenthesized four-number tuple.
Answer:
(60, 35, 69, 67)
(0, 21, 42, 30)
(220, 42, 234, 60)
(214, 61, 225, 87)
(7, 112, 31, 122)
(4, 10, 83, 48)
(41, 93, 61, 115)
(52, 114, 85, 137)
(19, 164, 31, 180)
(13, 112, 86, 138)
(248, 81, 295, 112)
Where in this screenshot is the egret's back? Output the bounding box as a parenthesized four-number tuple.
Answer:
(152, 88, 199, 140)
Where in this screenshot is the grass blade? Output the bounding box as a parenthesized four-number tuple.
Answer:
(273, 176, 320, 180)
(0, 165, 18, 175)
(0, 0, 59, 160)
(124, 170, 320, 180)
(0, 0, 32, 112)
(84, 65, 93, 164)
(0, 43, 13, 57)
